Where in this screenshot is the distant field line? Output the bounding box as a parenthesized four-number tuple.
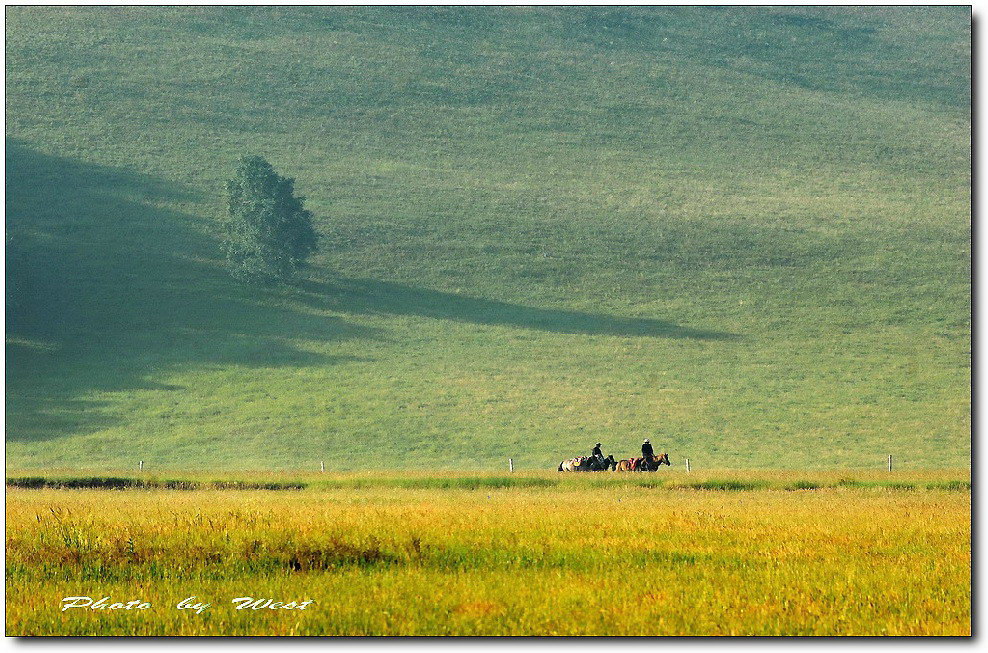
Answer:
(4, 476, 970, 492)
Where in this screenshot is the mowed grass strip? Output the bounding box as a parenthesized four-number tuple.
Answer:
(5, 481, 970, 635)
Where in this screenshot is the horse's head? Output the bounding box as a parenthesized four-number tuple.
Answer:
(605, 455, 617, 470)
(658, 453, 671, 466)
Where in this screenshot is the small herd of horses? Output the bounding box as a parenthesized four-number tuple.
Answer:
(557, 452, 671, 472)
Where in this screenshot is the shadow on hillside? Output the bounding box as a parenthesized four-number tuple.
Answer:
(572, 7, 968, 111)
(5, 141, 734, 447)
(298, 278, 736, 340)
(5, 141, 378, 443)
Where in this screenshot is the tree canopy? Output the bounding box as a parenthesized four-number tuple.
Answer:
(223, 156, 318, 284)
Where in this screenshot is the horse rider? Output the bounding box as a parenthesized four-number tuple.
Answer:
(640, 438, 655, 471)
(591, 442, 605, 468)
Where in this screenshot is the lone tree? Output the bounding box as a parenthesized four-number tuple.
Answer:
(223, 155, 318, 284)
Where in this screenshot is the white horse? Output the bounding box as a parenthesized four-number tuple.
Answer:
(557, 455, 615, 471)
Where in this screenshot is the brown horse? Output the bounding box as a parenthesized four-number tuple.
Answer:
(615, 453, 671, 471)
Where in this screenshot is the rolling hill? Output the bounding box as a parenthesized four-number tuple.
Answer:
(5, 6, 971, 470)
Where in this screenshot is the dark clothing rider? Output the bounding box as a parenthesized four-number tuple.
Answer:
(640, 439, 655, 471)
(591, 443, 604, 467)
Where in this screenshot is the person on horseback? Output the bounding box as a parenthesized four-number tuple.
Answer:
(640, 438, 655, 471)
(591, 443, 605, 469)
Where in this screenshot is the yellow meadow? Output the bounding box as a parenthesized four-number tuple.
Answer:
(5, 473, 970, 636)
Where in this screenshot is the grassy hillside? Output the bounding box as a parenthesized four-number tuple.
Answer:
(5, 7, 970, 470)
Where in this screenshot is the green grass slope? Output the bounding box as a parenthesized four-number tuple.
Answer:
(5, 7, 970, 470)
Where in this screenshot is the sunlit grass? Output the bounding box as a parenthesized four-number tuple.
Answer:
(5, 472, 971, 635)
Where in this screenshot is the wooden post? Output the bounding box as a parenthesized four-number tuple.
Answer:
(888, 454, 893, 472)
(685, 458, 691, 474)
(508, 458, 514, 473)
(320, 461, 325, 473)
(139, 460, 144, 472)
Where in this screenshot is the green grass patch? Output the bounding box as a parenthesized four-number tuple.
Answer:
(316, 476, 557, 490)
(784, 480, 823, 490)
(6, 476, 149, 490)
(5, 476, 309, 491)
(926, 480, 971, 491)
(837, 479, 917, 490)
(6, 474, 552, 491)
(8, 473, 971, 492)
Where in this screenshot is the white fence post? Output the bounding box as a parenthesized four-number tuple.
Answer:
(139, 460, 144, 472)
(320, 461, 325, 473)
(888, 454, 893, 472)
(685, 458, 691, 474)
(508, 458, 514, 473)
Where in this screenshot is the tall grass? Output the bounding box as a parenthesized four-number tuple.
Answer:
(5, 480, 970, 635)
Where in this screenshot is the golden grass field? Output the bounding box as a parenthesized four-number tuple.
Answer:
(5, 470, 971, 636)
